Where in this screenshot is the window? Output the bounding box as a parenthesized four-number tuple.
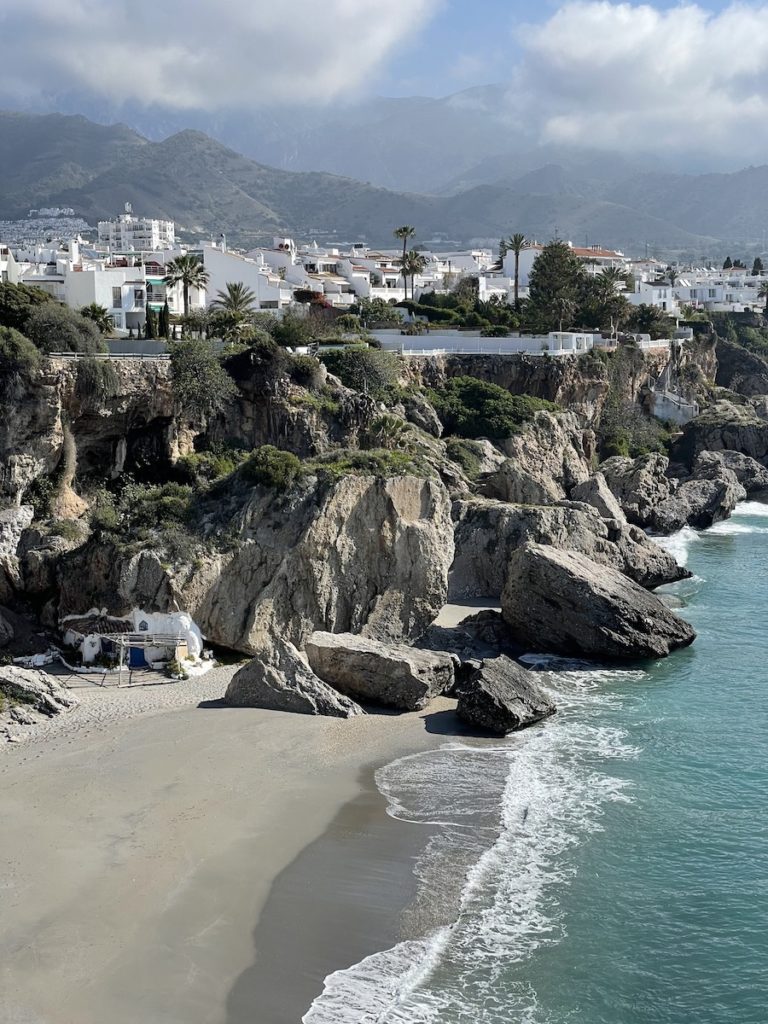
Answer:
(134, 289, 145, 306)
(112, 287, 122, 308)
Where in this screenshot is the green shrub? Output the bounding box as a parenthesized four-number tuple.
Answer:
(22, 474, 57, 519)
(89, 489, 120, 533)
(289, 354, 324, 388)
(288, 391, 340, 415)
(0, 282, 56, 332)
(119, 481, 193, 530)
(445, 438, 487, 480)
(428, 377, 558, 440)
(480, 325, 510, 338)
(177, 445, 249, 485)
(0, 326, 41, 393)
(75, 357, 119, 404)
(25, 304, 106, 354)
(170, 340, 239, 419)
(319, 347, 400, 398)
(242, 446, 302, 489)
(305, 448, 431, 481)
(48, 519, 85, 542)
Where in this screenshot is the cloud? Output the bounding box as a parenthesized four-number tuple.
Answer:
(0, 0, 441, 110)
(514, 1, 768, 157)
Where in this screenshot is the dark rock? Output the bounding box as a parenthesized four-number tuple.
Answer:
(225, 639, 363, 718)
(692, 450, 768, 493)
(451, 497, 687, 596)
(455, 654, 556, 735)
(501, 543, 696, 660)
(304, 631, 454, 711)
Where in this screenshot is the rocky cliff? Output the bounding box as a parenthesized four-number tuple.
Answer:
(50, 473, 454, 654)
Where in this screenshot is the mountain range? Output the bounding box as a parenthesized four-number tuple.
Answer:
(1, 109, 767, 257)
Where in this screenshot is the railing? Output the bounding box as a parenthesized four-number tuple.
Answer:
(47, 351, 170, 361)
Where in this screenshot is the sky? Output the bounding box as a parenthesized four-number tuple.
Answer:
(0, 1, 766, 159)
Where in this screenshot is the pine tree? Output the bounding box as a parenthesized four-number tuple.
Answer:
(159, 301, 171, 339)
(723, 256, 733, 269)
(526, 241, 586, 332)
(144, 302, 157, 340)
(753, 257, 764, 276)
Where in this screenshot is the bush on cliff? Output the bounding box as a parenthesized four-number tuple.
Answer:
(170, 340, 239, 419)
(242, 446, 302, 490)
(24, 304, 105, 354)
(0, 282, 56, 333)
(75, 357, 119, 405)
(0, 326, 41, 391)
(428, 376, 558, 440)
(319, 347, 400, 398)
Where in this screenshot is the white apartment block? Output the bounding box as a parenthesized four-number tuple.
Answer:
(97, 206, 175, 253)
(503, 242, 628, 290)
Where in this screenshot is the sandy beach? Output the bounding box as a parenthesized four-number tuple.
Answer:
(0, 667, 455, 1024)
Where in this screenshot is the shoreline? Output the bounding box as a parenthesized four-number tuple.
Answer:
(0, 683, 455, 1024)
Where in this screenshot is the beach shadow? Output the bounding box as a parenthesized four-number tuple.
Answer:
(197, 698, 228, 709)
(421, 707, 491, 738)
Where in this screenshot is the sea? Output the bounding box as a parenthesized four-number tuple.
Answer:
(303, 499, 768, 1024)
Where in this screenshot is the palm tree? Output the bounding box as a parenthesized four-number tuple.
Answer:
(163, 254, 210, 318)
(399, 250, 429, 301)
(79, 303, 114, 335)
(393, 225, 416, 291)
(506, 233, 527, 308)
(211, 281, 257, 316)
(553, 296, 576, 333)
(600, 267, 625, 289)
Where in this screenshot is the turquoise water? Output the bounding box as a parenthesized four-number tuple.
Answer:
(305, 502, 768, 1023)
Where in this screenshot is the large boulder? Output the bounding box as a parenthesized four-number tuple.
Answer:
(692, 450, 768, 494)
(600, 453, 675, 527)
(450, 498, 687, 598)
(672, 401, 768, 467)
(501, 543, 696, 660)
(483, 411, 594, 505)
(570, 472, 626, 522)
(305, 631, 454, 711)
(456, 655, 556, 735)
(1, 666, 79, 739)
(652, 469, 745, 533)
(225, 638, 363, 718)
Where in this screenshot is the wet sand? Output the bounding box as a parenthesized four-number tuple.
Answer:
(0, 697, 454, 1024)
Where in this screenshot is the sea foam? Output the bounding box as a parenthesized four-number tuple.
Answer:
(303, 665, 642, 1024)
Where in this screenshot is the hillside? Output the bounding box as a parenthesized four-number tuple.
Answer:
(0, 111, 727, 252)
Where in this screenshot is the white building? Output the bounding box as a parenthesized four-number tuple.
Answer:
(97, 205, 175, 253)
(503, 242, 627, 289)
(374, 329, 600, 357)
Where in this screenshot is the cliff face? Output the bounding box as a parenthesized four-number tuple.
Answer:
(406, 352, 610, 424)
(0, 358, 185, 505)
(715, 338, 768, 396)
(52, 474, 454, 654)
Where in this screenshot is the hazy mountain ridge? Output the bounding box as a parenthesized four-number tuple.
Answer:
(0, 110, 754, 253)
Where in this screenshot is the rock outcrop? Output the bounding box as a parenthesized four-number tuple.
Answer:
(224, 639, 363, 718)
(0, 665, 79, 739)
(482, 411, 594, 505)
(455, 654, 556, 735)
(600, 453, 675, 527)
(672, 401, 768, 467)
(600, 451, 746, 533)
(450, 498, 687, 598)
(715, 338, 768, 397)
(651, 472, 746, 533)
(691, 450, 768, 493)
(56, 474, 454, 655)
(305, 631, 454, 711)
(501, 543, 696, 660)
(570, 472, 626, 521)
